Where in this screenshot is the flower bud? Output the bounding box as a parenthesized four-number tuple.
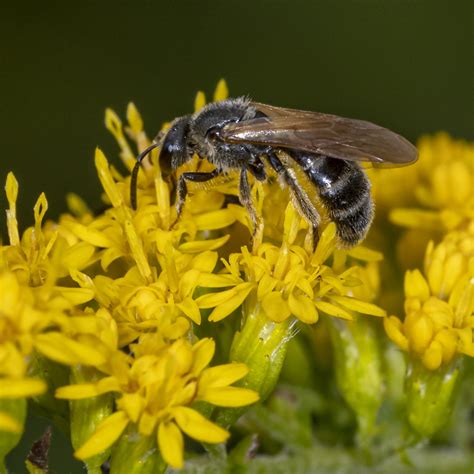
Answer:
(328, 318, 383, 445)
(406, 360, 461, 438)
(109, 427, 166, 474)
(69, 366, 113, 474)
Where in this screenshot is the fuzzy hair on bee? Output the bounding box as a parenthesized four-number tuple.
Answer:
(131, 97, 417, 247)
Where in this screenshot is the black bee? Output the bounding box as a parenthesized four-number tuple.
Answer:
(131, 97, 417, 246)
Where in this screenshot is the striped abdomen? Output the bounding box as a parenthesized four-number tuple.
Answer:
(291, 152, 373, 246)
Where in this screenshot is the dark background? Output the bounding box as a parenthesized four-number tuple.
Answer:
(0, 1, 472, 471)
(1, 0, 472, 239)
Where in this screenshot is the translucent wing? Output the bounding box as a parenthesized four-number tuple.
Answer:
(220, 102, 418, 165)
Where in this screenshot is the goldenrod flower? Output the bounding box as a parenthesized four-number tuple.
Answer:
(384, 227, 474, 370)
(56, 338, 258, 468)
(388, 133, 474, 232)
(2, 79, 471, 471)
(199, 205, 386, 324)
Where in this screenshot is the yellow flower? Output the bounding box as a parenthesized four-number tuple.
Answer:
(198, 204, 386, 324)
(384, 228, 474, 369)
(388, 134, 473, 232)
(56, 338, 258, 469)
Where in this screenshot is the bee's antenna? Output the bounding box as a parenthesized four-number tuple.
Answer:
(130, 142, 160, 210)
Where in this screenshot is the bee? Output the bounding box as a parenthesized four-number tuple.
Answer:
(131, 97, 417, 246)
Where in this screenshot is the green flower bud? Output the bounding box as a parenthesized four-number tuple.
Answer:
(109, 427, 166, 474)
(217, 305, 293, 426)
(69, 366, 114, 474)
(406, 360, 461, 438)
(328, 317, 383, 445)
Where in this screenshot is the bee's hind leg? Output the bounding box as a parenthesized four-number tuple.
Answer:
(239, 169, 263, 246)
(266, 152, 321, 249)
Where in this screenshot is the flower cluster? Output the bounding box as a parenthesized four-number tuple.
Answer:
(1, 81, 472, 471)
(385, 224, 474, 370)
(372, 133, 474, 371)
(0, 81, 383, 471)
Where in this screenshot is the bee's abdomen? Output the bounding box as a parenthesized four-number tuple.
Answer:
(291, 153, 373, 246)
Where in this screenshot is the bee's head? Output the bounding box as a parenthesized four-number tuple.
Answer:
(158, 115, 193, 174)
(130, 115, 192, 210)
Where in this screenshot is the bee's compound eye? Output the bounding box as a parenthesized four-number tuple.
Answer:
(206, 127, 221, 142)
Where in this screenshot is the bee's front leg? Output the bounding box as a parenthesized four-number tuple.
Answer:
(175, 169, 220, 218)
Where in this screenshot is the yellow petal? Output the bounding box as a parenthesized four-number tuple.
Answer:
(158, 421, 184, 469)
(288, 292, 319, 324)
(213, 79, 229, 102)
(194, 91, 206, 112)
(61, 242, 95, 270)
(179, 269, 200, 298)
(384, 316, 409, 351)
(407, 313, 434, 353)
(66, 222, 113, 248)
(177, 297, 202, 324)
(0, 378, 47, 398)
(262, 292, 291, 322)
(101, 247, 124, 271)
(330, 295, 386, 317)
(55, 287, 94, 305)
(346, 246, 383, 262)
(74, 411, 129, 460)
(66, 192, 91, 217)
(179, 235, 230, 253)
(198, 386, 259, 407)
(34, 333, 106, 366)
(257, 274, 278, 300)
(172, 407, 229, 443)
(405, 269, 430, 301)
(421, 341, 443, 370)
(191, 338, 215, 374)
(196, 283, 252, 308)
(390, 209, 441, 230)
(5, 172, 20, 246)
(193, 209, 236, 231)
(199, 363, 249, 388)
(124, 219, 152, 282)
(312, 223, 337, 265)
(56, 378, 118, 400)
(0, 411, 22, 433)
(198, 273, 241, 288)
(314, 300, 353, 320)
(191, 251, 219, 272)
(208, 284, 254, 322)
(138, 411, 157, 436)
(126, 102, 144, 134)
(56, 384, 100, 400)
(95, 148, 123, 208)
(105, 108, 124, 143)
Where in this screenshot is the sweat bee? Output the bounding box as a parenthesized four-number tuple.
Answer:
(131, 97, 418, 246)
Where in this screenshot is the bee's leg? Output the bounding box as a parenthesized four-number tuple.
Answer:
(239, 169, 262, 241)
(266, 152, 321, 247)
(175, 169, 220, 218)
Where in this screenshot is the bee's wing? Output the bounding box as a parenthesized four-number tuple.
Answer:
(220, 102, 418, 165)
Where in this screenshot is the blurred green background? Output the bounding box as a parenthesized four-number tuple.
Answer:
(0, 0, 472, 238)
